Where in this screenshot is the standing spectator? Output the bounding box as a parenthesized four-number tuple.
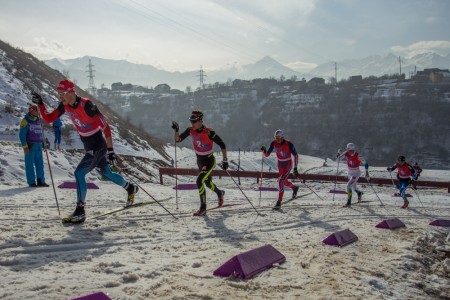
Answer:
(19, 104, 49, 187)
(261, 129, 300, 209)
(171, 110, 227, 216)
(336, 143, 369, 207)
(52, 118, 63, 150)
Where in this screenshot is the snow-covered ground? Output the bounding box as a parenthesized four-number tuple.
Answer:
(0, 142, 449, 299)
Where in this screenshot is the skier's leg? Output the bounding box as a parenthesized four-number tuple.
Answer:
(35, 143, 46, 184)
(24, 146, 36, 185)
(74, 153, 94, 205)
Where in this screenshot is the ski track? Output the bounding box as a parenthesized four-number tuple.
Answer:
(0, 180, 449, 300)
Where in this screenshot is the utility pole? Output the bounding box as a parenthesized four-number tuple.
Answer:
(197, 65, 206, 89)
(86, 58, 96, 96)
(334, 62, 337, 84)
(398, 56, 402, 76)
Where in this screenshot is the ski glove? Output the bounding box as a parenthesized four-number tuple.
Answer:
(171, 121, 179, 132)
(31, 92, 44, 105)
(336, 149, 342, 158)
(293, 167, 299, 177)
(107, 148, 118, 167)
(260, 145, 266, 153)
(387, 167, 392, 172)
(221, 160, 228, 170)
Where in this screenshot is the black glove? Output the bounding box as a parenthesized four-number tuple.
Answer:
(387, 167, 392, 172)
(171, 121, 179, 132)
(221, 160, 228, 170)
(293, 167, 299, 177)
(107, 148, 117, 166)
(31, 92, 43, 105)
(336, 149, 342, 158)
(260, 145, 266, 153)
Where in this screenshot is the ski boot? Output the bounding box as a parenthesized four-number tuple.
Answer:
(273, 201, 282, 210)
(193, 205, 207, 216)
(218, 190, 225, 207)
(126, 183, 139, 206)
(357, 191, 363, 203)
(63, 204, 86, 224)
(37, 178, 49, 187)
(343, 200, 351, 208)
(292, 186, 299, 199)
(401, 199, 409, 209)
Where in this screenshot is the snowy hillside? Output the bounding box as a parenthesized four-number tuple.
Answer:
(0, 40, 170, 175)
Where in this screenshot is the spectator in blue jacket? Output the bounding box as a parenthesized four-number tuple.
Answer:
(19, 104, 48, 187)
(52, 118, 63, 150)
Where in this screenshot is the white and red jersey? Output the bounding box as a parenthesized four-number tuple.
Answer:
(190, 126, 214, 155)
(264, 139, 298, 165)
(38, 96, 111, 139)
(339, 151, 368, 171)
(395, 163, 413, 179)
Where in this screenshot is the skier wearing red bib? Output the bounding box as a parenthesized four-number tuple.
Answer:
(31, 79, 138, 223)
(337, 143, 369, 207)
(387, 155, 417, 208)
(261, 129, 300, 209)
(172, 110, 228, 216)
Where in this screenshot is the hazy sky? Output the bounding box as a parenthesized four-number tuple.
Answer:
(1, 0, 449, 72)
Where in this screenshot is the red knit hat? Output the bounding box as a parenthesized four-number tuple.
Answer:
(57, 79, 75, 93)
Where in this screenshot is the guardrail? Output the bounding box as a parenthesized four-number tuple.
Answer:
(159, 167, 450, 192)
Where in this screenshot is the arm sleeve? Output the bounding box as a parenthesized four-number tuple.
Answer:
(408, 165, 416, 177)
(209, 130, 226, 150)
(264, 141, 275, 157)
(288, 141, 299, 166)
(359, 155, 369, 170)
(390, 164, 398, 171)
(179, 127, 191, 142)
(19, 119, 29, 147)
(38, 102, 65, 124)
(84, 101, 112, 138)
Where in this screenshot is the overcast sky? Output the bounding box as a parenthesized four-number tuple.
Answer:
(1, 0, 449, 72)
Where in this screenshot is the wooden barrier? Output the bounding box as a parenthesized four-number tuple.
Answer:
(159, 167, 450, 192)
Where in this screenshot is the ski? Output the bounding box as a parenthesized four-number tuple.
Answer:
(281, 192, 313, 205)
(93, 197, 173, 219)
(206, 203, 242, 211)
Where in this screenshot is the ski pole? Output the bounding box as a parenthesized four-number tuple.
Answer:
(299, 178, 324, 201)
(388, 172, 396, 187)
(332, 158, 340, 202)
(366, 177, 385, 207)
(224, 169, 264, 216)
(118, 166, 178, 220)
(174, 138, 179, 210)
(259, 152, 264, 206)
(35, 101, 60, 217)
(410, 181, 425, 208)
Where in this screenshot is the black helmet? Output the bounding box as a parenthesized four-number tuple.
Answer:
(398, 155, 406, 162)
(189, 110, 203, 122)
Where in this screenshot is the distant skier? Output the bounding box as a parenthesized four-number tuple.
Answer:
(171, 110, 227, 216)
(387, 155, 417, 208)
(31, 79, 138, 223)
(19, 104, 49, 187)
(52, 118, 63, 150)
(45, 137, 51, 150)
(336, 143, 369, 207)
(261, 129, 300, 209)
(411, 162, 422, 189)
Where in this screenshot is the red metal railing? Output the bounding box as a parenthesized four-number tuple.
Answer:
(159, 167, 450, 192)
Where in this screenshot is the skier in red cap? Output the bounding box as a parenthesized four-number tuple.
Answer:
(31, 79, 138, 223)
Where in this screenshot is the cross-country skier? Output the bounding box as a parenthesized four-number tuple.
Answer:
(171, 110, 227, 216)
(336, 143, 369, 207)
(31, 79, 138, 223)
(19, 104, 49, 187)
(387, 155, 417, 208)
(261, 129, 300, 209)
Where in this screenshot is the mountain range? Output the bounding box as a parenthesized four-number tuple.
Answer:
(45, 52, 450, 90)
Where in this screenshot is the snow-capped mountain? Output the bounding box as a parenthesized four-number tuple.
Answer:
(311, 52, 450, 80)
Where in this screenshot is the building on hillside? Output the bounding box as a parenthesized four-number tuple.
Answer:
(411, 68, 450, 83)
